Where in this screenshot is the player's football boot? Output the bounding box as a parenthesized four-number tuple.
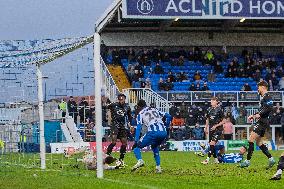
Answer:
(266, 158, 276, 169)
(201, 159, 209, 165)
(214, 158, 219, 164)
(240, 160, 250, 168)
(270, 174, 281, 180)
(119, 159, 126, 167)
(155, 166, 162, 174)
(131, 159, 145, 171)
(195, 152, 204, 157)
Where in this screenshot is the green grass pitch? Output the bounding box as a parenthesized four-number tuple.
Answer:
(0, 151, 283, 189)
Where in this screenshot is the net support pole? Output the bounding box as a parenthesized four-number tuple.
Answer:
(93, 33, 103, 178)
(36, 63, 46, 169)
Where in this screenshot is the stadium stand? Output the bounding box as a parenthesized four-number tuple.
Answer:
(105, 48, 284, 92)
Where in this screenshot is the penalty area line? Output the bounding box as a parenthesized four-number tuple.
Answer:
(103, 178, 159, 189)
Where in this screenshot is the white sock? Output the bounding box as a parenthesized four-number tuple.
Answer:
(276, 169, 282, 175)
(245, 159, 250, 163)
(206, 157, 210, 161)
(269, 157, 274, 161)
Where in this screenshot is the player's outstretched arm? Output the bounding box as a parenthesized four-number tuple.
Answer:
(164, 113, 172, 128)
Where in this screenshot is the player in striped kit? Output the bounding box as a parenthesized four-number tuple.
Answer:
(131, 100, 172, 173)
(197, 143, 247, 163)
(218, 146, 247, 163)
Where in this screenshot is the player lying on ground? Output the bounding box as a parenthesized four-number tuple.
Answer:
(131, 99, 172, 173)
(195, 142, 224, 157)
(240, 81, 275, 168)
(78, 149, 123, 170)
(270, 152, 284, 180)
(197, 144, 247, 163)
(63, 146, 89, 158)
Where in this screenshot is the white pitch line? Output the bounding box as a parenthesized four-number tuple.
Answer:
(103, 178, 159, 189)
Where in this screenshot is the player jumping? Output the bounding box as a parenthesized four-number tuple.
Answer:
(240, 81, 275, 168)
(131, 100, 172, 173)
(202, 97, 225, 164)
(270, 152, 284, 180)
(106, 93, 131, 166)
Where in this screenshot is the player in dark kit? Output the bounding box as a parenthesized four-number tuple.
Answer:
(202, 97, 225, 164)
(106, 93, 131, 166)
(270, 152, 284, 180)
(240, 81, 275, 168)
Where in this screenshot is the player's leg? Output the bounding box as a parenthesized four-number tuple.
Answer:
(202, 132, 220, 164)
(106, 130, 117, 156)
(270, 152, 284, 180)
(132, 133, 152, 171)
(119, 136, 127, 163)
(240, 131, 258, 168)
(256, 137, 275, 169)
(151, 131, 167, 173)
(151, 146, 162, 173)
(202, 132, 213, 163)
(216, 145, 225, 163)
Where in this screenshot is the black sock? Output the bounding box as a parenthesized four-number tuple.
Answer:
(119, 145, 127, 160)
(259, 144, 272, 159)
(107, 143, 116, 155)
(247, 142, 254, 160)
(208, 145, 215, 158)
(277, 162, 284, 171)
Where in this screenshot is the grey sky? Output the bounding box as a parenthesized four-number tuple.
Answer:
(0, 0, 114, 40)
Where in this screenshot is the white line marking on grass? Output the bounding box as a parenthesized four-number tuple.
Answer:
(103, 178, 159, 189)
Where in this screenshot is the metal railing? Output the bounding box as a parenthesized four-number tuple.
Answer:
(123, 88, 171, 112)
(100, 57, 120, 102)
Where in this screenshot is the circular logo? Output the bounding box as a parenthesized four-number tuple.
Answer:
(137, 0, 154, 15)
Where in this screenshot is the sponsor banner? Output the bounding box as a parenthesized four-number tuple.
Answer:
(123, 0, 284, 19)
(255, 140, 276, 151)
(268, 92, 282, 101)
(89, 142, 151, 152)
(168, 92, 191, 101)
(227, 140, 248, 150)
(239, 92, 282, 101)
(192, 92, 213, 101)
(50, 142, 151, 154)
(50, 142, 90, 154)
(215, 92, 237, 101)
(167, 140, 227, 151)
(160, 92, 282, 102)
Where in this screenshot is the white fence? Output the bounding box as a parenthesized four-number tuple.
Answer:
(123, 88, 171, 112)
(101, 57, 120, 102)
